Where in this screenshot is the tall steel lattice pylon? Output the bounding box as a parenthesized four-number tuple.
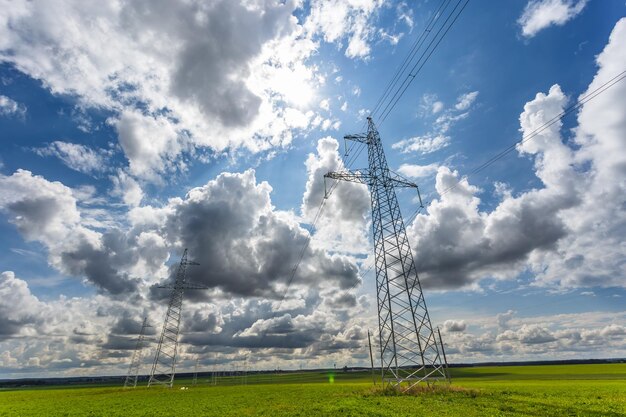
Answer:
(148, 248, 207, 388)
(123, 316, 151, 388)
(325, 117, 450, 390)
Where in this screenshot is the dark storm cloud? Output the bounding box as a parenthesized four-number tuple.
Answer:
(101, 334, 139, 351)
(325, 292, 357, 309)
(61, 231, 140, 296)
(159, 170, 360, 298)
(110, 314, 156, 336)
(0, 272, 45, 340)
(180, 295, 316, 347)
(409, 168, 578, 289)
(0, 170, 144, 297)
(6, 197, 65, 240)
(0, 320, 25, 339)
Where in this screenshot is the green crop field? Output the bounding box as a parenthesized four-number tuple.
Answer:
(1, 364, 625, 416)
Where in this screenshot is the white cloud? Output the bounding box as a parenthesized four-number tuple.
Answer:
(455, 91, 479, 111)
(443, 319, 467, 333)
(0, 271, 46, 338)
(405, 19, 626, 291)
(518, 0, 587, 38)
(441, 310, 626, 362)
(304, 0, 384, 59)
(35, 141, 107, 174)
(396, 2, 414, 29)
(302, 137, 370, 254)
(378, 29, 403, 45)
(397, 90, 479, 154)
(0, 0, 325, 182)
(0, 169, 83, 246)
(0, 95, 26, 118)
(111, 111, 182, 181)
(392, 134, 450, 154)
(0, 169, 144, 294)
(110, 170, 143, 207)
(397, 163, 439, 178)
(319, 99, 330, 111)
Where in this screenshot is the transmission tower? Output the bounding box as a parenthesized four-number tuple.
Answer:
(148, 248, 207, 388)
(325, 117, 449, 390)
(192, 356, 199, 386)
(123, 316, 151, 388)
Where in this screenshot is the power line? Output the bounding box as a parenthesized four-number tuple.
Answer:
(370, 0, 452, 118)
(272, 137, 364, 311)
(377, 0, 470, 125)
(438, 69, 626, 197)
(323, 71, 626, 315)
(401, 69, 626, 223)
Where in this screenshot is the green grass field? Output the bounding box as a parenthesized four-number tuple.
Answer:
(1, 364, 625, 416)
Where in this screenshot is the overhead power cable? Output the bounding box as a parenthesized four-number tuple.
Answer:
(438, 69, 626, 197)
(369, 0, 452, 118)
(376, 0, 470, 126)
(272, 137, 364, 311)
(401, 69, 626, 222)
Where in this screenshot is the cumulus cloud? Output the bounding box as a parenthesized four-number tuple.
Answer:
(0, 0, 328, 182)
(443, 319, 467, 333)
(305, 0, 384, 59)
(408, 89, 575, 289)
(518, 0, 587, 38)
(301, 137, 370, 254)
(111, 111, 183, 181)
(110, 170, 144, 207)
(440, 310, 626, 362)
(139, 169, 363, 297)
(498, 324, 556, 344)
(397, 163, 439, 179)
(0, 95, 26, 118)
(0, 170, 141, 295)
(0, 272, 158, 375)
(0, 272, 45, 339)
(407, 19, 626, 290)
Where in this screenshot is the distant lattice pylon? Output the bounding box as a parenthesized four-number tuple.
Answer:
(123, 316, 151, 388)
(192, 356, 199, 387)
(148, 248, 207, 388)
(325, 117, 450, 390)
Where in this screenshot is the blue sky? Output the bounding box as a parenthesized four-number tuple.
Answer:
(0, 0, 625, 377)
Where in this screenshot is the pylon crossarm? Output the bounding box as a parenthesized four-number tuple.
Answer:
(387, 171, 418, 189)
(324, 169, 371, 185)
(334, 117, 449, 389)
(344, 133, 368, 144)
(148, 248, 205, 389)
(158, 282, 209, 290)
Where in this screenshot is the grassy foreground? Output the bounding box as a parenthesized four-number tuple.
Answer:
(1, 364, 625, 416)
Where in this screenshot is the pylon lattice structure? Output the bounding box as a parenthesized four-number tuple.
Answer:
(192, 356, 199, 386)
(148, 248, 207, 388)
(325, 117, 449, 390)
(123, 316, 151, 388)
